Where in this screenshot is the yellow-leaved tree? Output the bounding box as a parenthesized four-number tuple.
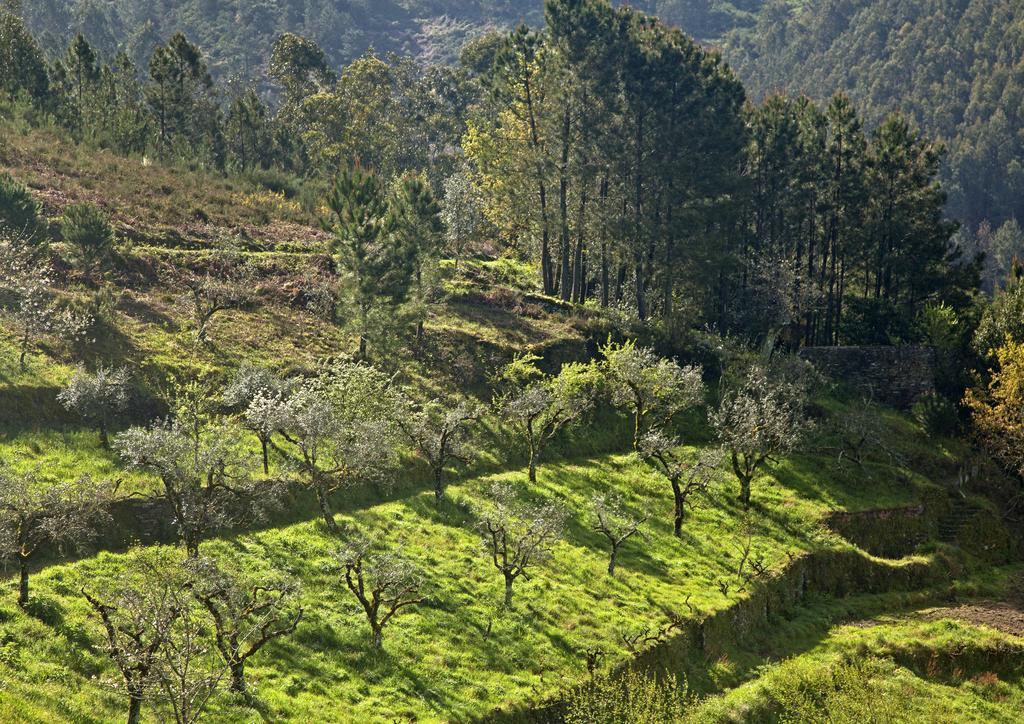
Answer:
(965, 339, 1024, 476)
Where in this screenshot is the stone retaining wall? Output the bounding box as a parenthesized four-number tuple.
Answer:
(798, 345, 935, 408)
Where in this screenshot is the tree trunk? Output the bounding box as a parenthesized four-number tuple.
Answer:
(19, 334, 28, 371)
(358, 335, 368, 360)
(504, 574, 514, 607)
(229, 661, 246, 694)
(558, 107, 572, 302)
(416, 319, 425, 353)
(127, 692, 143, 724)
(99, 422, 110, 449)
(260, 437, 269, 475)
(17, 557, 29, 608)
(316, 487, 337, 532)
(671, 479, 686, 537)
(371, 626, 383, 649)
(607, 546, 618, 576)
(739, 475, 751, 509)
(433, 466, 445, 503)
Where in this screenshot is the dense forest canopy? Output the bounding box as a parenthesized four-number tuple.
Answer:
(725, 0, 1024, 285)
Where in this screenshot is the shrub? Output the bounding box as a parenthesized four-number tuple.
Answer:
(61, 202, 114, 279)
(912, 392, 959, 437)
(0, 172, 40, 241)
(564, 670, 688, 724)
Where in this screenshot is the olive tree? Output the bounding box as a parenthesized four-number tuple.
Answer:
(279, 359, 403, 532)
(398, 397, 480, 502)
(0, 468, 114, 607)
(177, 251, 257, 343)
(115, 415, 272, 557)
(186, 556, 303, 697)
(710, 364, 812, 509)
(591, 493, 646, 576)
(478, 483, 565, 607)
(82, 549, 189, 724)
(602, 340, 704, 450)
(495, 353, 600, 482)
(0, 235, 90, 370)
(340, 537, 423, 649)
(223, 364, 291, 474)
(639, 431, 717, 537)
(58, 364, 131, 447)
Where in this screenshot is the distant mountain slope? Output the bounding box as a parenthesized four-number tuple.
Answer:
(725, 0, 1024, 231)
(18, 0, 763, 80)
(19, 0, 544, 78)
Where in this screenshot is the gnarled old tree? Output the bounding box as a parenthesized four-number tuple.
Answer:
(279, 359, 403, 532)
(478, 482, 565, 607)
(602, 341, 705, 450)
(115, 384, 278, 556)
(341, 537, 424, 649)
(495, 353, 599, 482)
(711, 363, 813, 508)
(398, 397, 480, 502)
(639, 431, 717, 537)
(186, 556, 303, 697)
(0, 468, 114, 607)
(83, 549, 189, 724)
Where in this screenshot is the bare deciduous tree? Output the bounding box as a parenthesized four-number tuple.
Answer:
(398, 397, 480, 502)
(58, 364, 131, 448)
(0, 467, 114, 607)
(495, 354, 599, 482)
(711, 364, 812, 508)
(602, 340, 705, 450)
(591, 493, 646, 575)
(639, 430, 718, 537)
(186, 556, 303, 697)
(478, 483, 564, 607)
(177, 251, 256, 343)
(279, 360, 402, 533)
(341, 538, 423, 649)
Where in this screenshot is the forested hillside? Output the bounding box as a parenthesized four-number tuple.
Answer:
(4, 0, 1024, 721)
(726, 0, 1024, 271)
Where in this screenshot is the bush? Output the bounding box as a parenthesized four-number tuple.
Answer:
(564, 670, 688, 724)
(60, 202, 114, 278)
(912, 392, 959, 436)
(0, 172, 40, 241)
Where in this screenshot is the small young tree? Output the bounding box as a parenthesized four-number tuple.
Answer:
(82, 549, 187, 724)
(440, 167, 485, 269)
(154, 593, 223, 724)
(0, 172, 41, 241)
(324, 166, 415, 359)
(398, 398, 480, 502)
(186, 556, 303, 697)
(591, 493, 646, 576)
(279, 360, 403, 532)
(710, 365, 812, 509)
(58, 364, 131, 447)
(223, 364, 290, 474)
(0, 468, 114, 607)
(61, 202, 115, 282)
(639, 431, 717, 537)
(478, 483, 565, 607)
(391, 172, 444, 351)
(602, 340, 705, 450)
(340, 538, 423, 649)
(177, 251, 257, 343)
(495, 353, 600, 482)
